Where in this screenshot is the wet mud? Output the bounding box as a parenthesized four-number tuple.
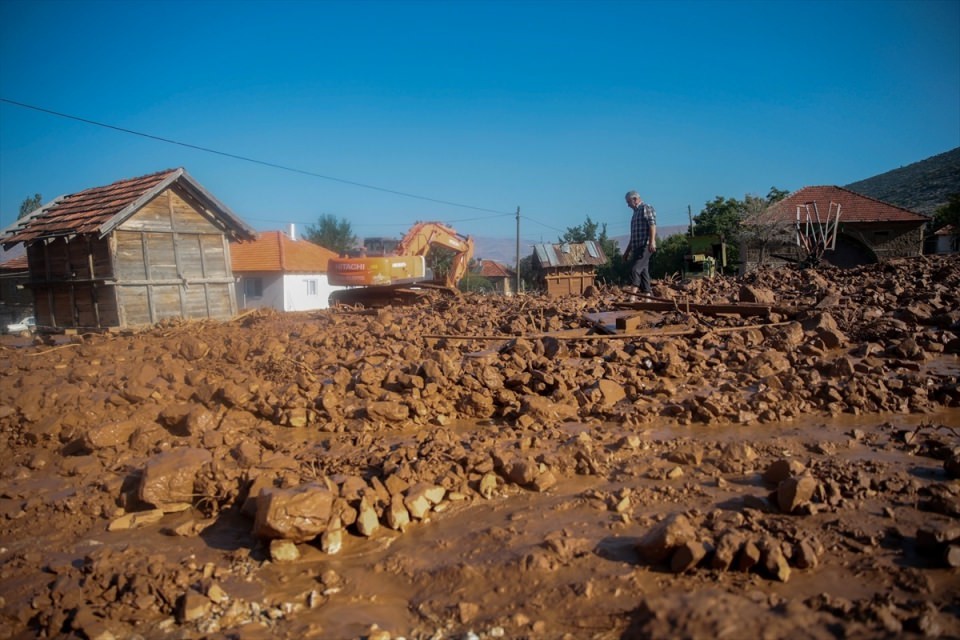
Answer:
(1, 255, 959, 639)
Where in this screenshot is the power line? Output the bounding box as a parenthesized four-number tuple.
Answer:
(0, 97, 514, 216)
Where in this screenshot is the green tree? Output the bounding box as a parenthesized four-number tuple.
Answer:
(650, 233, 689, 279)
(518, 253, 540, 292)
(693, 196, 744, 237)
(304, 214, 357, 254)
(18, 193, 42, 219)
(933, 193, 960, 230)
(765, 186, 790, 203)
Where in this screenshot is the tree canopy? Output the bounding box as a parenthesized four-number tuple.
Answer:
(303, 214, 357, 255)
(18, 193, 42, 219)
(933, 193, 960, 230)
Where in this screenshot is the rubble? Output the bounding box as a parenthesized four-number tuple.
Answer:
(0, 255, 958, 639)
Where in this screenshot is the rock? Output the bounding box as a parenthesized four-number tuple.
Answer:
(404, 483, 442, 520)
(594, 379, 626, 405)
(506, 459, 539, 485)
(385, 494, 411, 531)
(107, 508, 165, 531)
(636, 513, 697, 564)
(366, 401, 409, 422)
(670, 540, 708, 573)
(176, 589, 210, 623)
(253, 483, 334, 542)
(762, 459, 806, 486)
(947, 545, 960, 568)
(519, 394, 578, 423)
(269, 539, 301, 562)
(178, 337, 210, 361)
(355, 497, 380, 536)
(794, 539, 819, 569)
(761, 539, 791, 582)
(139, 448, 212, 512)
(321, 525, 343, 554)
(737, 539, 761, 572)
(739, 284, 776, 304)
(777, 474, 818, 514)
(532, 469, 558, 492)
(711, 531, 745, 571)
(84, 419, 139, 450)
(479, 473, 499, 498)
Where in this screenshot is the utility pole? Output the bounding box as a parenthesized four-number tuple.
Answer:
(515, 206, 521, 294)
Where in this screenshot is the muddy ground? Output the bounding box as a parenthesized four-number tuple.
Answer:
(1, 255, 959, 640)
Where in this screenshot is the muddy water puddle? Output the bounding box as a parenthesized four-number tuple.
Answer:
(236, 409, 960, 638)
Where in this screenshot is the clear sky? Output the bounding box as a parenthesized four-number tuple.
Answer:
(1, 0, 958, 244)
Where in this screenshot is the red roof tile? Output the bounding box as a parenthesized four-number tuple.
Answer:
(758, 186, 929, 225)
(2, 168, 255, 246)
(478, 259, 513, 278)
(0, 254, 28, 271)
(230, 231, 339, 273)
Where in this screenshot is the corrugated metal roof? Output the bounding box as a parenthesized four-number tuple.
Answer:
(755, 186, 929, 225)
(532, 241, 607, 268)
(231, 231, 340, 273)
(2, 168, 256, 246)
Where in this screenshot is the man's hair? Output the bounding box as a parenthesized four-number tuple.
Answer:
(625, 191, 640, 199)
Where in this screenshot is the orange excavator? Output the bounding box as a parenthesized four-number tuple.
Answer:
(327, 221, 475, 307)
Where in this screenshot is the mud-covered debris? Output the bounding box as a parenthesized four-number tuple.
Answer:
(139, 447, 213, 512)
(253, 483, 334, 542)
(636, 512, 698, 564)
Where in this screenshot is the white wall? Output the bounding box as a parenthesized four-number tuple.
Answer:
(283, 273, 341, 311)
(237, 273, 284, 310)
(238, 272, 343, 311)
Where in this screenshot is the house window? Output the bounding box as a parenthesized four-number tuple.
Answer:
(244, 277, 263, 298)
(306, 279, 318, 296)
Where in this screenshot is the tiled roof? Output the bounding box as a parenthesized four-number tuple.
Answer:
(532, 241, 607, 268)
(935, 224, 957, 236)
(230, 231, 339, 273)
(477, 259, 513, 278)
(2, 168, 256, 246)
(0, 254, 28, 271)
(757, 186, 929, 225)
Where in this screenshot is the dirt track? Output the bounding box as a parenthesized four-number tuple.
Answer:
(1, 255, 959, 639)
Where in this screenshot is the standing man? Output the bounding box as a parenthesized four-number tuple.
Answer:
(623, 190, 657, 295)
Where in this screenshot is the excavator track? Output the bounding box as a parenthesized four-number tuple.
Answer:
(329, 284, 458, 308)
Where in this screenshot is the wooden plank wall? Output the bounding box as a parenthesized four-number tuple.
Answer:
(25, 237, 119, 330)
(114, 185, 238, 326)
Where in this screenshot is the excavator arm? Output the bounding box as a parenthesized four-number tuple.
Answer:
(327, 221, 474, 307)
(396, 222, 475, 288)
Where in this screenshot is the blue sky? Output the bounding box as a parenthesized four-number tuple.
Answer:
(1, 0, 957, 245)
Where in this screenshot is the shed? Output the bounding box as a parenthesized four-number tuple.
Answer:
(474, 259, 516, 295)
(741, 186, 930, 271)
(1, 168, 256, 330)
(531, 241, 607, 297)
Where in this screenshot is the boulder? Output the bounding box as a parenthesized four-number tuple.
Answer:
(139, 448, 212, 512)
(253, 483, 334, 542)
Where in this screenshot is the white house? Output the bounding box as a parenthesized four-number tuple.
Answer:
(230, 227, 342, 311)
(933, 224, 959, 254)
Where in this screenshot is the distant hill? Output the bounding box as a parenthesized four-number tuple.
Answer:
(844, 147, 960, 216)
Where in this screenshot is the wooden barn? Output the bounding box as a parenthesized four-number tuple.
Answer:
(1, 168, 257, 331)
(531, 241, 607, 297)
